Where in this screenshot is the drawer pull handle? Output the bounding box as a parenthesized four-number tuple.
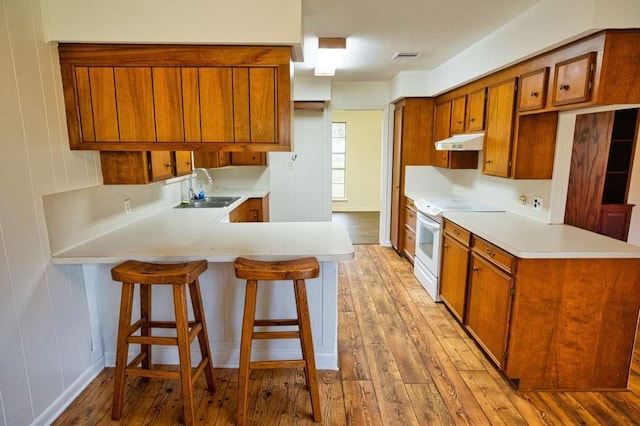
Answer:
(472, 266, 479, 272)
(453, 229, 460, 236)
(530, 91, 539, 97)
(486, 248, 496, 257)
(559, 84, 570, 91)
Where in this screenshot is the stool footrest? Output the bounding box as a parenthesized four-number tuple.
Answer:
(250, 359, 306, 370)
(191, 358, 211, 386)
(253, 331, 300, 340)
(254, 319, 299, 327)
(129, 335, 177, 346)
(149, 320, 197, 329)
(126, 367, 181, 380)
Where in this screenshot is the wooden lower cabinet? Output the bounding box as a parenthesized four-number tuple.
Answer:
(465, 252, 513, 369)
(402, 198, 417, 262)
(439, 235, 469, 322)
(229, 195, 269, 223)
(441, 219, 640, 390)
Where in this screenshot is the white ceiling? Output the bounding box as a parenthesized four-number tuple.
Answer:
(295, 0, 543, 81)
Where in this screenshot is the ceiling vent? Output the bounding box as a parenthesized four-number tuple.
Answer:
(392, 52, 419, 60)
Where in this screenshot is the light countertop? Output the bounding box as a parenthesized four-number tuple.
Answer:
(51, 192, 354, 264)
(444, 211, 640, 259)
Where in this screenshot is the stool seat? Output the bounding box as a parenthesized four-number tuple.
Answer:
(110, 259, 215, 426)
(112, 260, 207, 285)
(233, 257, 319, 281)
(233, 256, 322, 425)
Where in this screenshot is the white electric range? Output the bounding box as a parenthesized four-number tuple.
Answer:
(412, 197, 504, 302)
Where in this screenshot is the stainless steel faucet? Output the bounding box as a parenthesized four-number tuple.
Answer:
(189, 168, 214, 200)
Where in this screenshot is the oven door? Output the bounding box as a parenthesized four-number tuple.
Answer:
(414, 211, 442, 278)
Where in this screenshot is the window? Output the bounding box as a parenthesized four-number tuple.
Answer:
(332, 122, 346, 200)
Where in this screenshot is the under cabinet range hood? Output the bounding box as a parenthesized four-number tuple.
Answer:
(435, 133, 484, 151)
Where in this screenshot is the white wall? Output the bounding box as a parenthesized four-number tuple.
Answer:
(331, 110, 383, 212)
(0, 1, 104, 425)
(269, 109, 332, 221)
(43, 0, 304, 58)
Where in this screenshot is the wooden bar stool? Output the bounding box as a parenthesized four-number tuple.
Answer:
(110, 260, 216, 425)
(233, 257, 322, 425)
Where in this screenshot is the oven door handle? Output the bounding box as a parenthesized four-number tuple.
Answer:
(417, 215, 441, 232)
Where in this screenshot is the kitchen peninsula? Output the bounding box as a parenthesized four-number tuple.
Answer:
(45, 190, 354, 370)
(442, 211, 640, 391)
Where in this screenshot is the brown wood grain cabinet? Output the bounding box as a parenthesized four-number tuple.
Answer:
(439, 220, 471, 322)
(59, 44, 291, 152)
(229, 195, 269, 223)
(442, 218, 640, 390)
(101, 151, 192, 184)
(403, 198, 417, 263)
(552, 52, 596, 106)
(390, 98, 434, 253)
(466, 88, 486, 132)
(565, 108, 638, 241)
(450, 95, 467, 134)
(517, 68, 548, 111)
(483, 78, 517, 177)
(432, 100, 478, 170)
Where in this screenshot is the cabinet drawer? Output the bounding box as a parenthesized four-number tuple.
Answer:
(472, 236, 514, 274)
(403, 226, 416, 260)
(444, 220, 471, 246)
(404, 205, 417, 232)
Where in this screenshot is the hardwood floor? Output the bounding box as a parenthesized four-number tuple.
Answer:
(332, 212, 379, 245)
(54, 246, 640, 425)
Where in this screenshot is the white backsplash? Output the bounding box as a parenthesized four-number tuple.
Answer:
(206, 165, 270, 190)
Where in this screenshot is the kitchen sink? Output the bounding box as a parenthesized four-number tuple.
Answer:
(175, 196, 241, 209)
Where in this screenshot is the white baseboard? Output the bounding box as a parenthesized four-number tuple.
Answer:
(32, 356, 105, 426)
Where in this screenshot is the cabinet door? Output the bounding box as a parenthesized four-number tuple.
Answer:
(403, 227, 416, 262)
(182, 68, 202, 142)
(484, 78, 517, 177)
(153, 67, 185, 142)
(231, 152, 267, 165)
(466, 254, 513, 369)
(249, 67, 277, 142)
(86, 67, 120, 141)
(149, 151, 174, 181)
(466, 88, 486, 132)
(193, 152, 230, 168)
(518, 68, 548, 111)
(552, 53, 596, 106)
(390, 105, 404, 251)
(433, 101, 451, 168)
(174, 151, 193, 177)
(451, 95, 466, 134)
(114, 67, 156, 142)
(440, 235, 469, 322)
(598, 204, 634, 241)
(200, 68, 234, 142)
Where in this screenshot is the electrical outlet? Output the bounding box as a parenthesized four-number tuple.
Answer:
(519, 195, 527, 205)
(124, 199, 132, 215)
(532, 196, 543, 211)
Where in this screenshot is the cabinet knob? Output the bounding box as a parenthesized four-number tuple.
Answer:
(443, 244, 448, 249)
(472, 266, 479, 272)
(470, 117, 475, 122)
(164, 163, 172, 168)
(530, 91, 539, 97)
(453, 229, 460, 236)
(559, 84, 570, 91)
(485, 159, 492, 164)
(486, 248, 496, 257)
(185, 161, 191, 165)
(458, 120, 463, 124)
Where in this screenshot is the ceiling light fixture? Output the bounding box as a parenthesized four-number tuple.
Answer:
(314, 37, 346, 77)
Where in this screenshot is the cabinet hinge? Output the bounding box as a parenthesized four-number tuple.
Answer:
(588, 81, 593, 91)
(509, 286, 515, 297)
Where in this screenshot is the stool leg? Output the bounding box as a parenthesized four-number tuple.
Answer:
(112, 282, 135, 420)
(188, 278, 216, 391)
(237, 279, 258, 426)
(140, 284, 152, 373)
(173, 284, 196, 426)
(294, 279, 322, 422)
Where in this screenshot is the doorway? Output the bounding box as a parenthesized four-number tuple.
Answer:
(330, 110, 384, 244)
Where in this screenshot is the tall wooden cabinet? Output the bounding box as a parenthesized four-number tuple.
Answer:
(483, 79, 517, 177)
(390, 98, 434, 253)
(565, 108, 638, 241)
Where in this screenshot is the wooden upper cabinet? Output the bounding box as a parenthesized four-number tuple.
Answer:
(466, 88, 486, 132)
(101, 151, 189, 184)
(433, 101, 451, 168)
(174, 151, 193, 176)
(450, 95, 467, 134)
(484, 78, 517, 177)
(517, 68, 548, 111)
(59, 44, 291, 152)
(552, 52, 596, 106)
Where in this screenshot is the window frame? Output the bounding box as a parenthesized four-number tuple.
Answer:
(331, 121, 347, 201)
